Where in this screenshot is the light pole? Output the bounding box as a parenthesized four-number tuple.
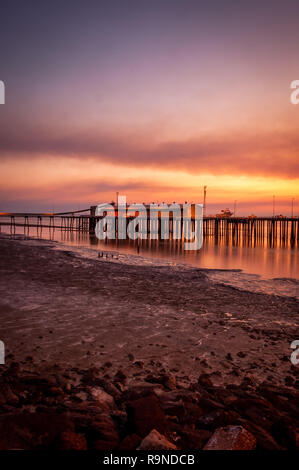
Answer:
(234, 200, 237, 217)
(291, 197, 295, 218)
(203, 186, 207, 218)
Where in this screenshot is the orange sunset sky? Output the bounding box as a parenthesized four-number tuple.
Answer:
(0, 1, 299, 215)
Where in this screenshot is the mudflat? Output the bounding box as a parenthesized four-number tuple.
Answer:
(0, 234, 297, 387)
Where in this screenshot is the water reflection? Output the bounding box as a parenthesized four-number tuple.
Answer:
(1, 221, 298, 280)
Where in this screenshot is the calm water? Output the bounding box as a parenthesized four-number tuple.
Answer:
(1, 220, 298, 280)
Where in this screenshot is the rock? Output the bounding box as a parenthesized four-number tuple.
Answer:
(103, 361, 112, 368)
(1, 358, 296, 452)
(2, 362, 20, 378)
(48, 386, 65, 397)
(197, 410, 234, 431)
(114, 370, 127, 384)
(127, 393, 168, 437)
(122, 384, 161, 403)
(118, 434, 142, 450)
(88, 414, 119, 449)
(145, 373, 176, 390)
(240, 375, 255, 387)
(177, 402, 203, 426)
(137, 429, 177, 450)
(231, 396, 278, 430)
(179, 429, 212, 449)
(156, 388, 196, 405)
(0, 382, 19, 406)
(21, 375, 57, 387)
(0, 413, 75, 449)
(237, 351, 247, 358)
(113, 381, 126, 393)
(90, 388, 115, 409)
(159, 374, 177, 391)
(92, 439, 118, 450)
(133, 361, 144, 368)
(197, 374, 213, 388)
(235, 418, 282, 450)
(81, 367, 102, 386)
(74, 391, 87, 402)
(159, 400, 185, 419)
(97, 380, 122, 401)
(284, 376, 294, 386)
(197, 397, 225, 412)
(271, 419, 297, 449)
(56, 431, 87, 450)
(204, 425, 256, 450)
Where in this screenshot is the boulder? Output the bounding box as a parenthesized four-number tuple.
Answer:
(88, 414, 120, 450)
(271, 419, 297, 449)
(198, 374, 213, 388)
(118, 433, 142, 450)
(197, 410, 233, 430)
(56, 431, 87, 450)
(114, 370, 127, 384)
(127, 393, 168, 437)
(0, 382, 19, 406)
(236, 419, 281, 450)
(0, 413, 74, 450)
(145, 373, 176, 390)
(90, 387, 115, 409)
(178, 429, 212, 449)
(204, 425, 256, 450)
(137, 429, 177, 450)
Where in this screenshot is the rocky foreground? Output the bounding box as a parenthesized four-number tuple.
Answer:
(0, 360, 298, 450)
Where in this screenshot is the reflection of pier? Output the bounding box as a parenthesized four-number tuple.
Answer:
(0, 208, 299, 244)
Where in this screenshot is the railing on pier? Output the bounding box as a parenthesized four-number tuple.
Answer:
(0, 210, 91, 233)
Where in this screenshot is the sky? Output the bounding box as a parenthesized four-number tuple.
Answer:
(0, 0, 299, 215)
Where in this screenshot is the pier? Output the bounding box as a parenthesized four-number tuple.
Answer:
(0, 207, 298, 244)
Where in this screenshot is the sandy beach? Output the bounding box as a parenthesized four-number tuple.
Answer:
(0, 234, 298, 450)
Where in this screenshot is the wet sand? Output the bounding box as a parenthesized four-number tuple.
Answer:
(0, 233, 298, 388)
